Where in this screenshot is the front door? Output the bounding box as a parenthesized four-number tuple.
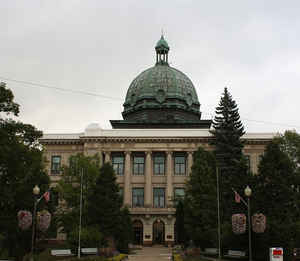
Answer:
(133, 220, 143, 245)
(153, 219, 165, 244)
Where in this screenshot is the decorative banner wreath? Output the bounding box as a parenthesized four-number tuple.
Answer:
(18, 210, 32, 230)
(252, 213, 266, 233)
(232, 214, 246, 234)
(37, 210, 51, 232)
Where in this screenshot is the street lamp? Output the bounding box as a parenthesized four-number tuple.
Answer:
(244, 185, 252, 261)
(31, 185, 40, 261)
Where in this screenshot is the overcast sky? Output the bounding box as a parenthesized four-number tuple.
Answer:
(1, 0, 300, 134)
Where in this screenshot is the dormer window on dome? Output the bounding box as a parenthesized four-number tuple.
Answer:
(155, 35, 169, 65)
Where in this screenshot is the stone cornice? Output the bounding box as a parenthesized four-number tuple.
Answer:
(39, 139, 84, 145)
(40, 136, 272, 145)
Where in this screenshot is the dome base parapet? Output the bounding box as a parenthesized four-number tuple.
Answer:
(110, 119, 212, 129)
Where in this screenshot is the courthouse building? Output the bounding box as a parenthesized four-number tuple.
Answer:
(40, 36, 275, 245)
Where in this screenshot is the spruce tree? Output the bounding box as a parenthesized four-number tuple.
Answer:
(184, 147, 217, 247)
(211, 87, 245, 164)
(211, 87, 249, 220)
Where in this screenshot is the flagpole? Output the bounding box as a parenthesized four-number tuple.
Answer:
(216, 166, 221, 260)
(78, 168, 83, 259)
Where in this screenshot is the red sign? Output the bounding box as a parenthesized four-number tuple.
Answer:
(273, 250, 283, 256)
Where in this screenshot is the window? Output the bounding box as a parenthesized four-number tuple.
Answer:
(174, 154, 186, 175)
(153, 188, 165, 208)
(154, 154, 165, 175)
(132, 188, 144, 207)
(112, 154, 124, 175)
(174, 188, 185, 201)
(51, 155, 61, 174)
(133, 154, 145, 175)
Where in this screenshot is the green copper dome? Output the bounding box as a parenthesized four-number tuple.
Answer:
(110, 36, 211, 129)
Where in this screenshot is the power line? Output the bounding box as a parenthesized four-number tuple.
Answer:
(241, 117, 300, 129)
(202, 112, 300, 129)
(0, 76, 123, 101)
(1, 76, 299, 129)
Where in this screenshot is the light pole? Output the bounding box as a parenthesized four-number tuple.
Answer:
(31, 185, 40, 261)
(78, 168, 83, 259)
(244, 185, 252, 261)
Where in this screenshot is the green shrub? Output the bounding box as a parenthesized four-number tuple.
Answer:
(107, 253, 128, 261)
(67, 225, 104, 253)
(174, 253, 183, 261)
(23, 249, 57, 261)
(0, 248, 11, 260)
(67, 257, 106, 261)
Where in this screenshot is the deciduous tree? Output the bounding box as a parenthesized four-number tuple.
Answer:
(0, 83, 51, 260)
(252, 140, 300, 261)
(57, 153, 101, 235)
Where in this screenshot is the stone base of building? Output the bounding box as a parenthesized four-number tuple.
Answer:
(143, 241, 153, 246)
(165, 240, 174, 246)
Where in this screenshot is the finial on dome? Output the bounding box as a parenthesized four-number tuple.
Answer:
(155, 34, 170, 66)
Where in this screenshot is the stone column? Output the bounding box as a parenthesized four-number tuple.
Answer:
(104, 151, 111, 163)
(166, 151, 173, 207)
(145, 151, 152, 207)
(187, 151, 193, 175)
(124, 151, 131, 207)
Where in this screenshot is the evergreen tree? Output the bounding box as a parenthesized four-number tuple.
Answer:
(116, 206, 132, 254)
(0, 83, 52, 260)
(211, 87, 245, 163)
(175, 199, 186, 245)
(88, 163, 132, 250)
(252, 140, 300, 261)
(184, 147, 217, 247)
(210, 87, 249, 221)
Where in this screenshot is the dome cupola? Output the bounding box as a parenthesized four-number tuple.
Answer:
(155, 35, 170, 65)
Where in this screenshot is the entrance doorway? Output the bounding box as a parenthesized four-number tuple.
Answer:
(153, 219, 165, 244)
(133, 220, 143, 245)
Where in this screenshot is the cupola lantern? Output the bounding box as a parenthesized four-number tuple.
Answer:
(155, 35, 170, 65)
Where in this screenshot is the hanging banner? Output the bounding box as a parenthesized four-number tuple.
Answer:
(252, 213, 266, 233)
(18, 210, 32, 230)
(232, 214, 246, 234)
(37, 210, 51, 232)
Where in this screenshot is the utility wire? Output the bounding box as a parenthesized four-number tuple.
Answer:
(0, 76, 122, 101)
(1, 76, 299, 129)
(240, 118, 300, 129)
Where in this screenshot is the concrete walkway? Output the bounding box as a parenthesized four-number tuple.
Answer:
(128, 245, 172, 261)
